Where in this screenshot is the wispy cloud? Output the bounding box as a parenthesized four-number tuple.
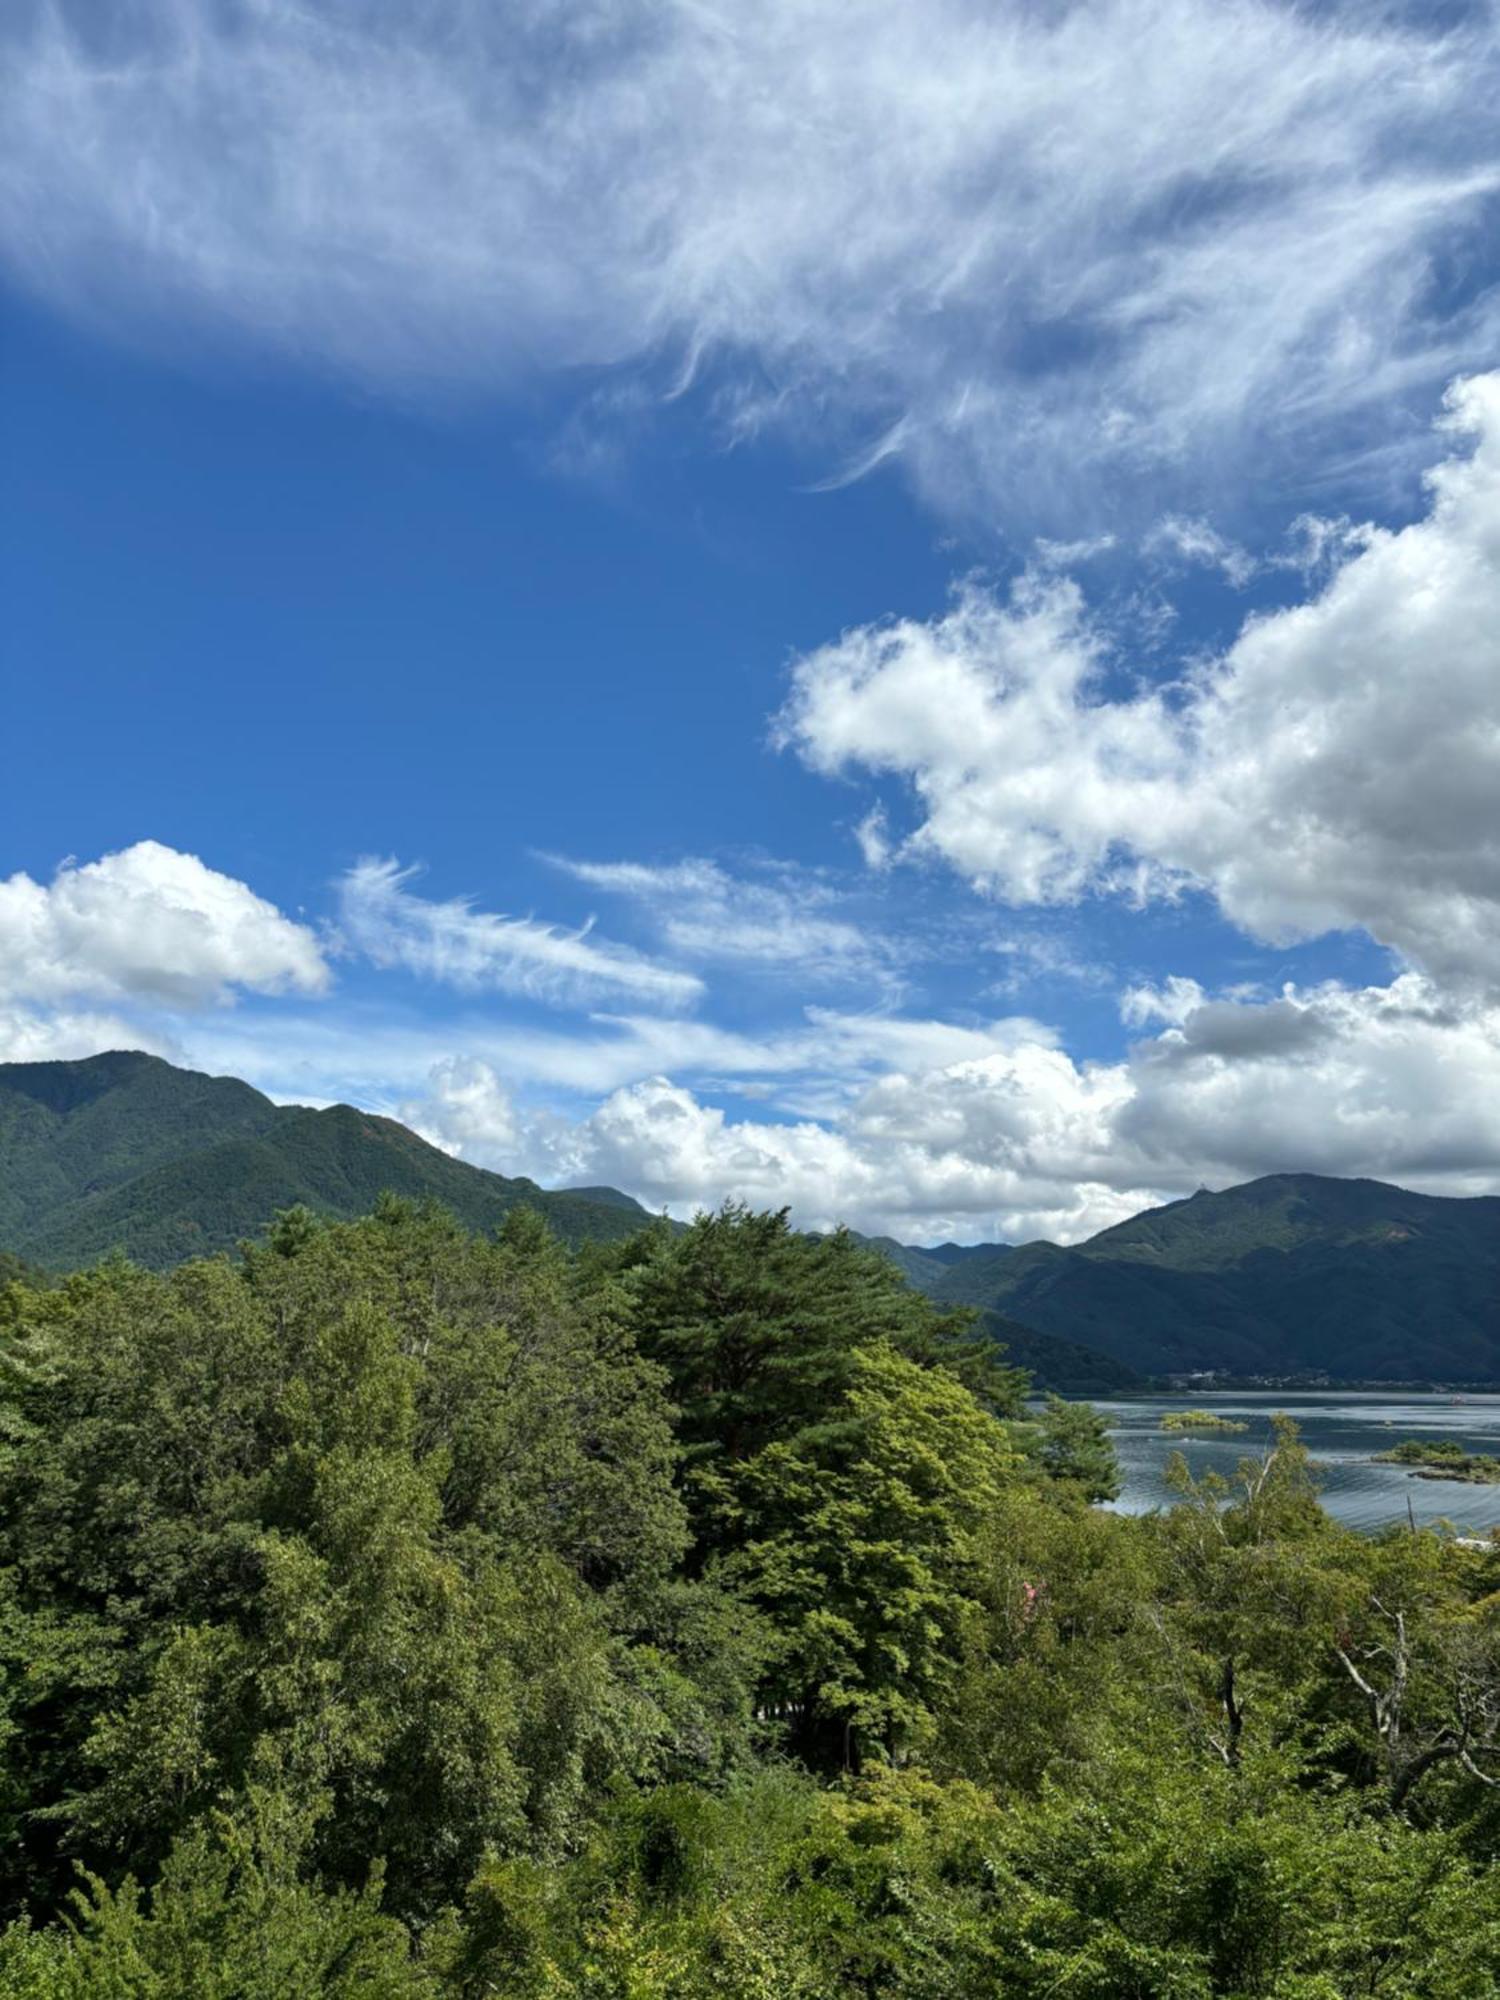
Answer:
(338, 858, 703, 1010)
(5, 1, 1497, 525)
(1143, 516, 1256, 587)
(547, 853, 898, 986)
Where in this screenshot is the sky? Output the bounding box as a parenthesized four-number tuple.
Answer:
(3, 0, 1500, 1246)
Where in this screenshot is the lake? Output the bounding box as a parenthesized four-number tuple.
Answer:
(1092, 1392, 1500, 1535)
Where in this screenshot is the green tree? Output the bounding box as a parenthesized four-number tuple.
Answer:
(625, 1206, 1022, 1478)
(719, 1344, 1018, 1768)
(1032, 1393, 1119, 1502)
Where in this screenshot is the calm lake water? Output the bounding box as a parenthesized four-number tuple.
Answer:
(1093, 1392, 1500, 1535)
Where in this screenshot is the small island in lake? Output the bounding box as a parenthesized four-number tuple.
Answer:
(1373, 1440, 1500, 1483)
(1160, 1409, 1249, 1434)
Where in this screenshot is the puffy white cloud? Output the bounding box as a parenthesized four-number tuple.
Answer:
(408, 1055, 1150, 1245)
(401, 1055, 530, 1164)
(4, 2, 1498, 522)
(0, 842, 328, 1008)
(338, 858, 703, 1009)
(398, 971, 1500, 1243)
(1115, 975, 1500, 1188)
(780, 376, 1500, 988)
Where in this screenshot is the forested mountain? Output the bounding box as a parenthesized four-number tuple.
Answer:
(920, 1175, 1500, 1380)
(4, 1054, 1497, 1382)
(0, 1051, 652, 1269)
(2, 1201, 1497, 1992)
(0, 1054, 1136, 1392)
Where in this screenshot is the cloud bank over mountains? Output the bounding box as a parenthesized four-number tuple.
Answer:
(5, 850, 1500, 1244)
(5, 0, 1498, 524)
(398, 970, 1500, 1244)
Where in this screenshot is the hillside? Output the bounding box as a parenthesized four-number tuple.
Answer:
(0, 1051, 653, 1269)
(7, 1056, 1493, 1384)
(921, 1176, 1500, 1381)
(1, 1053, 1136, 1394)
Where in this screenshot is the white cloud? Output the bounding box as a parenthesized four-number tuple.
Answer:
(0, 842, 328, 1008)
(398, 970, 1500, 1243)
(1119, 976, 1205, 1029)
(400, 1055, 529, 1165)
(548, 854, 894, 984)
(188, 1000, 1055, 1120)
(1115, 974, 1500, 1189)
(1144, 516, 1256, 587)
(780, 375, 1500, 989)
(0, 1006, 179, 1067)
(337, 858, 703, 1009)
(854, 808, 892, 872)
(986, 927, 1110, 997)
(5, 2, 1498, 522)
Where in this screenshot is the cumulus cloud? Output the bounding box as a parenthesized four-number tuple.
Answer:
(780, 375, 1500, 989)
(338, 859, 703, 1009)
(0, 841, 328, 1009)
(399, 970, 1500, 1243)
(4, 1, 1498, 522)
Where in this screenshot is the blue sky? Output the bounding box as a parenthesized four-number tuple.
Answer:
(3, 0, 1499, 1243)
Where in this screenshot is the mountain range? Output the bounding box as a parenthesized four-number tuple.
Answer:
(2, 1052, 1496, 1384)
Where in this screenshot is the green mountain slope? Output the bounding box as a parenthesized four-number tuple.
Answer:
(8, 1057, 1493, 1384)
(2, 1054, 1137, 1396)
(847, 1233, 1140, 1392)
(0, 1051, 653, 1269)
(924, 1176, 1500, 1380)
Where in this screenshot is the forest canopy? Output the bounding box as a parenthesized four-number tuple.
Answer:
(1, 1199, 1497, 1996)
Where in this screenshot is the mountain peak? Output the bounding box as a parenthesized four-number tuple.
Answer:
(0, 1051, 649, 1271)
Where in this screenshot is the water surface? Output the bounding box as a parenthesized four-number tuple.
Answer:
(1093, 1392, 1500, 1535)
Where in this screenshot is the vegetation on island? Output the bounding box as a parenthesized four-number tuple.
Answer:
(1, 1197, 1499, 1995)
(1160, 1408, 1250, 1433)
(1375, 1439, 1500, 1483)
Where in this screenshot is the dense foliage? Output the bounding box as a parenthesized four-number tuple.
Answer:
(2, 1199, 1498, 1995)
(1, 1053, 1134, 1396)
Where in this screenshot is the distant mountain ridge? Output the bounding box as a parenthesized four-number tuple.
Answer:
(911, 1176, 1500, 1381)
(0, 1050, 653, 1269)
(3, 1053, 1496, 1383)
(0, 1052, 1136, 1395)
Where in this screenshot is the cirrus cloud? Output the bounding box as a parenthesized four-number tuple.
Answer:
(337, 858, 704, 1009)
(4, 1, 1498, 524)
